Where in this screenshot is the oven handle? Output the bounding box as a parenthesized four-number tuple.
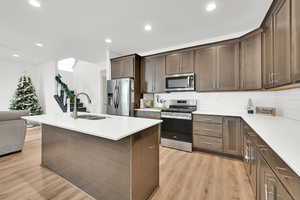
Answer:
(161, 116, 192, 120)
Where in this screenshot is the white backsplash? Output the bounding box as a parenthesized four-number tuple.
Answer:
(154, 88, 300, 121)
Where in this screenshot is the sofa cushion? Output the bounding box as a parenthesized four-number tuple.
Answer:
(0, 111, 29, 121)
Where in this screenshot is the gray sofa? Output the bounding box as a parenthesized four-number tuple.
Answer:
(0, 111, 29, 156)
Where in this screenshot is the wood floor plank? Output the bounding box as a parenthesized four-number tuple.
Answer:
(0, 127, 255, 200)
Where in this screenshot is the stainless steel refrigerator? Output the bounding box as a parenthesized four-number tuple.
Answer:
(107, 78, 134, 116)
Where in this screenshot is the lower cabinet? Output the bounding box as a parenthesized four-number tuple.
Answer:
(134, 110, 161, 119)
(193, 115, 224, 153)
(223, 117, 242, 156)
(257, 152, 293, 200)
(193, 135, 223, 152)
(193, 115, 242, 157)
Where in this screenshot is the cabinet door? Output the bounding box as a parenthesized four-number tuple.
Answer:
(292, 0, 300, 82)
(259, 153, 293, 200)
(141, 58, 155, 93)
(240, 33, 262, 90)
(273, 0, 292, 86)
(166, 53, 181, 75)
(216, 42, 240, 90)
(111, 60, 122, 79)
(154, 56, 166, 93)
(121, 57, 134, 78)
(223, 117, 242, 156)
(180, 51, 194, 73)
(132, 126, 159, 200)
(194, 47, 217, 91)
(263, 16, 275, 88)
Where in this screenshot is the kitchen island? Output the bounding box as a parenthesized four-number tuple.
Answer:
(23, 113, 162, 200)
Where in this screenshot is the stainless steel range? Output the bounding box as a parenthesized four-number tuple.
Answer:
(161, 100, 197, 152)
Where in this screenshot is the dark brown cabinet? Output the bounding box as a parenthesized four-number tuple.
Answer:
(240, 32, 262, 90)
(223, 117, 242, 156)
(194, 47, 217, 91)
(165, 51, 194, 75)
(141, 56, 165, 93)
(273, 0, 292, 87)
(111, 56, 135, 79)
(216, 42, 240, 91)
(292, 0, 300, 82)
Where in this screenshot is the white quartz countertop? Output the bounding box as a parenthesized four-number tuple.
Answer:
(193, 110, 300, 176)
(23, 113, 162, 141)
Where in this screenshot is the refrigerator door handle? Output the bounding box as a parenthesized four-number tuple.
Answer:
(116, 85, 120, 109)
(113, 84, 118, 109)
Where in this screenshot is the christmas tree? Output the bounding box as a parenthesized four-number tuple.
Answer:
(9, 74, 43, 116)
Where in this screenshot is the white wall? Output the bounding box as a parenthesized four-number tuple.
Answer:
(73, 60, 107, 114)
(0, 61, 39, 111)
(154, 89, 300, 122)
(35, 61, 62, 114)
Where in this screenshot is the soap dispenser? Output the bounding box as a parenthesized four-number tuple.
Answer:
(247, 98, 255, 114)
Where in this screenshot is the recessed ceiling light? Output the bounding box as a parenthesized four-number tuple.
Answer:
(206, 2, 216, 12)
(144, 24, 152, 31)
(12, 54, 20, 58)
(35, 43, 44, 47)
(105, 38, 112, 44)
(28, 0, 41, 8)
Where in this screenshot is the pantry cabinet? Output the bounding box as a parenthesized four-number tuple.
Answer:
(165, 51, 194, 75)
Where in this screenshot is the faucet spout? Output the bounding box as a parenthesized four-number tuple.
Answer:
(72, 92, 92, 119)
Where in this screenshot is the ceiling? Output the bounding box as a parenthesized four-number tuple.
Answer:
(0, 0, 273, 65)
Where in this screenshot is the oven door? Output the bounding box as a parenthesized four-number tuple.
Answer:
(161, 118, 192, 143)
(165, 73, 195, 92)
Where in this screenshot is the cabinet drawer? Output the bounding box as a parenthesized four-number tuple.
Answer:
(193, 122, 222, 137)
(135, 111, 160, 119)
(193, 135, 223, 152)
(193, 115, 223, 124)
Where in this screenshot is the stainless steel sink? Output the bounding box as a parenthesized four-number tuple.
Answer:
(77, 115, 107, 120)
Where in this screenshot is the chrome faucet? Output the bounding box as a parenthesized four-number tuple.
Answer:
(72, 92, 92, 119)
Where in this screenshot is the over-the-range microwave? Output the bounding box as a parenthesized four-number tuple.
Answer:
(165, 73, 195, 92)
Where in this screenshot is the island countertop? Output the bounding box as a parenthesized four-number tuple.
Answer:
(23, 113, 162, 141)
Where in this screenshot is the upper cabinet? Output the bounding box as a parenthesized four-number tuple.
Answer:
(273, 0, 292, 87)
(141, 56, 166, 93)
(216, 42, 240, 91)
(111, 55, 136, 79)
(262, 16, 274, 89)
(195, 41, 239, 92)
(262, 0, 292, 88)
(194, 47, 217, 91)
(240, 32, 262, 90)
(292, 0, 300, 82)
(165, 51, 194, 75)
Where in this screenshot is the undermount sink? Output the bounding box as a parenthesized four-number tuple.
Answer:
(77, 115, 107, 120)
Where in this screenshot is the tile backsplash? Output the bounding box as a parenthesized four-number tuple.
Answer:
(154, 88, 300, 121)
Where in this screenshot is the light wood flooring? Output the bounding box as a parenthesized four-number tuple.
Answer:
(0, 127, 255, 200)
